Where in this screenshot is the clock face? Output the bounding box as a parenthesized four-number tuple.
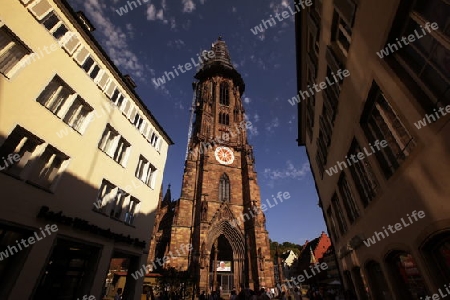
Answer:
(214, 147, 234, 165)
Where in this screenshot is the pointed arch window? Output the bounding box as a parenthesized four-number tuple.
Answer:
(219, 113, 229, 126)
(219, 173, 230, 202)
(220, 82, 229, 106)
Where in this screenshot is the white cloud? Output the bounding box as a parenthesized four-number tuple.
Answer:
(170, 17, 177, 29)
(265, 117, 279, 133)
(182, 0, 195, 13)
(75, 0, 145, 80)
(147, 4, 156, 20)
(254, 113, 260, 122)
(174, 100, 185, 110)
(146, 3, 166, 22)
(244, 97, 251, 104)
(167, 39, 186, 49)
(244, 113, 259, 137)
(264, 161, 310, 181)
(257, 33, 266, 42)
(156, 8, 164, 20)
(182, 19, 192, 30)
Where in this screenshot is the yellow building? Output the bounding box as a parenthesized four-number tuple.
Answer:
(0, 0, 173, 299)
(295, 0, 449, 299)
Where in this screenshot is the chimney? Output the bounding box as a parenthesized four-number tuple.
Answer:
(124, 75, 137, 89)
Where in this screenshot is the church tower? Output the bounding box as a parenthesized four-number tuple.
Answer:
(149, 37, 274, 294)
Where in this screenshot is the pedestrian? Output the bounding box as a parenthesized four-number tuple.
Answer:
(230, 290, 237, 300)
(114, 288, 123, 300)
(238, 287, 246, 300)
(293, 287, 302, 300)
(258, 288, 270, 300)
(147, 286, 156, 300)
(200, 291, 207, 300)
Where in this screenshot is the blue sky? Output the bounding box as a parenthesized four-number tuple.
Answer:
(67, 0, 326, 245)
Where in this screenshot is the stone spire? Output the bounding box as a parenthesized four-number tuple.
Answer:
(195, 37, 245, 95)
(161, 184, 172, 207)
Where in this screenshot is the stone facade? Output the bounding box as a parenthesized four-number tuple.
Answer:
(148, 38, 274, 294)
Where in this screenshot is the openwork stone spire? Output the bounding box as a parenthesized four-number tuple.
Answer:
(195, 37, 245, 95)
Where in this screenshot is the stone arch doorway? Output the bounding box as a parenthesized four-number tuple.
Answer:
(210, 235, 234, 294)
(385, 250, 428, 299)
(200, 221, 245, 295)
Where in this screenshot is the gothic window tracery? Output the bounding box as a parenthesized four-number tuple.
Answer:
(219, 173, 230, 202)
(220, 82, 229, 106)
(219, 113, 230, 125)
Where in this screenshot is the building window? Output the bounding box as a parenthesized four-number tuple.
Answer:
(0, 126, 68, 190)
(331, 0, 356, 59)
(81, 56, 94, 73)
(422, 232, 450, 285)
(135, 156, 157, 188)
(219, 173, 230, 202)
(0, 26, 30, 77)
(385, 251, 428, 299)
(387, 0, 450, 107)
(315, 120, 329, 177)
(306, 100, 315, 140)
(365, 261, 392, 300)
(36, 76, 73, 115)
(326, 206, 339, 241)
(219, 113, 230, 126)
(36, 76, 92, 133)
(360, 82, 415, 178)
(325, 65, 341, 105)
(124, 197, 139, 225)
(319, 116, 332, 147)
(220, 82, 229, 106)
(62, 96, 92, 133)
(331, 193, 348, 235)
(81, 56, 100, 80)
(305, 69, 316, 140)
(150, 132, 159, 148)
(307, 4, 320, 65)
(110, 190, 127, 219)
(89, 65, 100, 80)
(95, 179, 140, 224)
(0, 126, 44, 178)
(113, 137, 130, 165)
(348, 139, 379, 207)
(133, 114, 143, 129)
(41, 11, 68, 40)
(27, 145, 69, 189)
(95, 179, 116, 212)
(98, 125, 130, 166)
(338, 173, 360, 224)
(111, 89, 124, 107)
